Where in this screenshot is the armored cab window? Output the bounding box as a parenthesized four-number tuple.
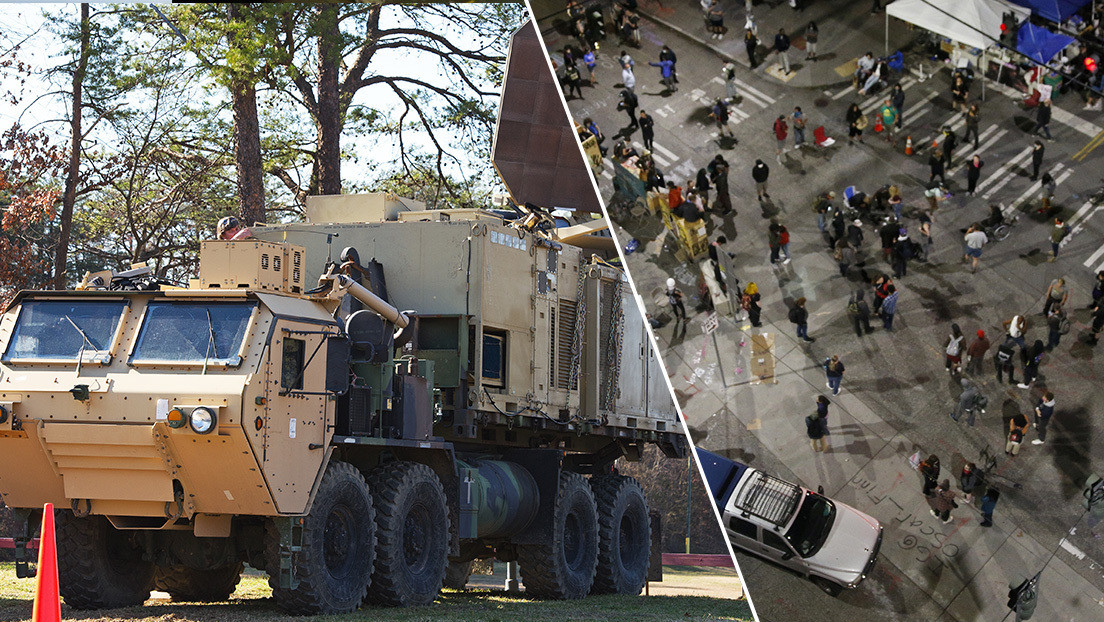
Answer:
(3, 300, 126, 363)
(281, 338, 305, 390)
(131, 302, 255, 366)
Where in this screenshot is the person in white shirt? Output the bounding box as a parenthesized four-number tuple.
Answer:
(963, 224, 988, 273)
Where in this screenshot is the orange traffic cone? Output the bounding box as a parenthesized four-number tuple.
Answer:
(931, 138, 939, 149)
(874, 115, 884, 133)
(32, 503, 61, 622)
(905, 136, 914, 155)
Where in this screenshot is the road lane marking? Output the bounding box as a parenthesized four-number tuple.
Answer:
(730, 76, 776, 105)
(832, 84, 856, 100)
(980, 146, 1034, 198)
(947, 127, 1004, 173)
(1072, 128, 1104, 162)
(1006, 163, 1066, 214)
(650, 141, 679, 162)
(1084, 244, 1104, 270)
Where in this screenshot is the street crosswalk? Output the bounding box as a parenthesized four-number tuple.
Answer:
(709, 76, 777, 109)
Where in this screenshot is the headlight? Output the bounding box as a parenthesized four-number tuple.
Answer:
(189, 407, 217, 434)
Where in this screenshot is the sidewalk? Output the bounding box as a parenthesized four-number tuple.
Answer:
(638, 0, 914, 89)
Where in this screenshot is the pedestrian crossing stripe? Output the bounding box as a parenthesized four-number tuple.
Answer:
(650, 141, 679, 162)
(947, 127, 1004, 174)
(710, 76, 771, 109)
(729, 76, 777, 106)
(1005, 163, 1068, 220)
(634, 142, 671, 167)
(986, 80, 1104, 138)
(860, 77, 916, 115)
(1084, 244, 1104, 272)
(980, 146, 1034, 199)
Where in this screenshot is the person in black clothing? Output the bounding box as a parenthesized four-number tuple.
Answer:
(752, 159, 770, 200)
(847, 219, 864, 249)
(745, 29, 759, 68)
(966, 155, 984, 195)
(639, 110, 655, 151)
(929, 150, 946, 184)
(618, 88, 638, 128)
(848, 289, 873, 336)
(773, 28, 791, 74)
(743, 283, 762, 327)
(708, 236, 735, 293)
(846, 103, 864, 144)
(829, 209, 846, 248)
(1030, 139, 1045, 180)
(791, 297, 815, 342)
(695, 168, 711, 207)
(892, 229, 912, 278)
(994, 336, 1018, 384)
(563, 62, 583, 100)
(1032, 99, 1052, 139)
(891, 83, 906, 128)
(659, 45, 678, 83)
(879, 220, 899, 261)
(942, 128, 957, 167)
(709, 155, 733, 214)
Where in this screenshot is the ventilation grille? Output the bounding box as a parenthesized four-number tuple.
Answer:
(554, 299, 577, 390)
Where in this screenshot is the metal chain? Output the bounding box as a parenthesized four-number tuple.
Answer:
(568, 251, 588, 390)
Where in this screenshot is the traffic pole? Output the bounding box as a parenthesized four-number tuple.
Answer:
(32, 503, 61, 622)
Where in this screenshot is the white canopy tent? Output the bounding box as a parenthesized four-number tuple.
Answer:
(886, 0, 1005, 51)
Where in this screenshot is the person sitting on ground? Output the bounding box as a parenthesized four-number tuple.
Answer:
(858, 60, 888, 96)
(217, 216, 253, 241)
(855, 52, 876, 86)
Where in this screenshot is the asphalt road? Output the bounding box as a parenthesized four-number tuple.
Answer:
(535, 0, 1104, 620)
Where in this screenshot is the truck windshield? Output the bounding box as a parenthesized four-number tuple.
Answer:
(3, 300, 126, 362)
(132, 302, 255, 365)
(784, 492, 836, 558)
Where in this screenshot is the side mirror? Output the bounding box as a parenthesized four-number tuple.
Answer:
(780, 551, 794, 560)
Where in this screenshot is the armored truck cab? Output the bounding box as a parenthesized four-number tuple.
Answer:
(0, 195, 686, 615)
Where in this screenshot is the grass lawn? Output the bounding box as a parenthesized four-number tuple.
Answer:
(0, 563, 753, 622)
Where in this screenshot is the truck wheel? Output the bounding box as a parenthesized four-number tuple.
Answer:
(56, 512, 153, 609)
(269, 461, 376, 615)
(443, 559, 474, 589)
(518, 471, 599, 599)
(366, 461, 450, 607)
(589, 473, 650, 595)
(153, 562, 243, 601)
(813, 576, 843, 597)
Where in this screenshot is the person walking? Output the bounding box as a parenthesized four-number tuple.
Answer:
(806, 408, 829, 452)
(928, 151, 946, 185)
(889, 192, 903, 221)
(710, 155, 732, 214)
(835, 239, 856, 277)
(1043, 277, 1069, 316)
(951, 74, 969, 113)
(942, 128, 957, 167)
(778, 221, 792, 262)
(666, 278, 686, 323)
(1018, 340, 1045, 389)
(582, 45, 597, 85)
(891, 83, 905, 128)
(563, 62, 584, 99)
(1048, 217, 1070, 261)
(618, 88, 638, 128)
(773, 115, 788, 162)
(1030, 140, 1045, 180)
(768, 220, 784, 264)
(1032, 99, 1053, 139)
(919, 455, 941, 497)
(790, 297, 815, 342)
(964, 103, 981, 148)
(960, 463, 981, 503)
(963, 223, 988, 273)
(621, 61, 636, 94)
(846, 103, 866, 145)
(950, 377, 981, 426)
(846, 289, 873, 336)
(816, 395, 830, 426)
(879, 219, 899, 262)
(1046, 305, 1067, 351)
(711, 99, 734, 139)
(880, 286, 899, 330)
(892, 228, 913, 279)
(773, 28, 791, 74)
(994, 336, 1018, 385)
(660, 45, 678, 84)
(1089, 297, 1104, 345)
(965, 155, 984, 195)
(878, 99, 898, 145)
(1039, 173, 1057, 216)
(694, 168, 711, 207)
(979, 487, 999, 527)
(745, 28, 759, 68)
(945, 323, 965, 374)
(647, 56, 676, 92)
(1032, 392, 1055, 445)
(804, 21, 819, 60)
(792, 106, 806, 148)
(752, 159, 770, 200)
(966, 329, 991, 375)
(1007, 413, 1029, 455)
(722, 62, 739, 102)
(917, 213, 933, 262)
(743, 282, 762, 327)
(823, 355, 845, 395)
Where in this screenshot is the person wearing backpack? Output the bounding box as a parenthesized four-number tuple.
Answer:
(965, 329, 990, 375)
(1046, 304, 1068, 351)
(945, 323, 965, 374)
(773, 114, 788, 162)
(1018, 340, 1045, 389)
(951, 377, 980, 426)
(789, 297, 815, 342)
(994, 336, 1018, 384)
(959, 463, 981, 503)
(848, 290, 873, 336)
(1032, 392, 1056, 445)
(1042, 277, 1069, 316)
(1007, 413, 1029, 456)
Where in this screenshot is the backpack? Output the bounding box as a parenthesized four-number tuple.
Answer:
(788, 307, 802, 324)
(946, 335, 963, 356)
(973, 393, 988, 410)
(899, 241, 913, 260)
(780, 229, 790, 245)
(1059, 315, 1071, 335)
(847, 299, 860, 315)
(996, 343, 1014, 364)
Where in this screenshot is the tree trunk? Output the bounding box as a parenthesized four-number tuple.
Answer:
(315, 3, 341, 196)
(53, 3, 89, 289)
(228, 3, 265, 225)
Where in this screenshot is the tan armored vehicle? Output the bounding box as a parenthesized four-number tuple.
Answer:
(0, 192, 685, 613)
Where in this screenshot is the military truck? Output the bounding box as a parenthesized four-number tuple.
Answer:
(0, 193, 685, 614)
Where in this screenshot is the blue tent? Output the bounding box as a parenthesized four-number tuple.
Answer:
(1010, 0, 1092, 22)
(1017, 21, 1076, 64)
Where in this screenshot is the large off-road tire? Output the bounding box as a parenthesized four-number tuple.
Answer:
(268, 461, 376, 615)
(56, 512, 154, 609)
(518, 471, 599, 599)
(443, 559, 474, 589)
(153, 562, 243, 601)
(589, 473, 651, 595)
(366, 461, 450, 607)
